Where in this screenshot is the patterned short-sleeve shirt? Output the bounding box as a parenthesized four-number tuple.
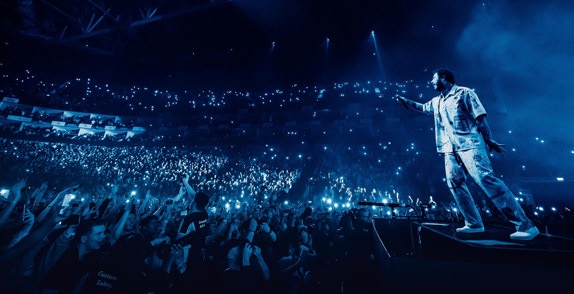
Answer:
(422, 85, 487, 153)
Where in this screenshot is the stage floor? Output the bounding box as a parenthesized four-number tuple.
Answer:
(421, 221, 574, 251)
(375, 221, 574, 293)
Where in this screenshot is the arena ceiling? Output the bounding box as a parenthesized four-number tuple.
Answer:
(0, 0, 475, 86)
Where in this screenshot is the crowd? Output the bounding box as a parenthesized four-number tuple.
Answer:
(1, 63, 573, 293)
(0, 63, 422, 143)
(1, 137, 572, 293)
(0, 174, 393, 293)
(0, 137, 473, 221)
(0, 66, 416, 146)
(0, 139, 300, 199)
(3, 64, 573, 166)
(1, 67, 352, 116)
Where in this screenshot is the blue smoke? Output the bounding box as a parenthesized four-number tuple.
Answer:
(454, 1, 574, 148)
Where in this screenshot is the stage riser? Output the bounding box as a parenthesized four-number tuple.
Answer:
(372, 219, 573, 266)
(418, 225, 573, 266)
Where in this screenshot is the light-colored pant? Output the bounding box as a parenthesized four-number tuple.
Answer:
(444, 148, 533, 230)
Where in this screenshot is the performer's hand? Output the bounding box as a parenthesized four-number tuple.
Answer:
(485, 139, 506, 155)
(394, 95, 410, 110)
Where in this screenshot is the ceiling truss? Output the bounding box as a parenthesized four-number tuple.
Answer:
(5, 0, 226, 54)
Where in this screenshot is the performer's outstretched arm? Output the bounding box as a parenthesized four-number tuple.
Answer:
(394, 95, 424, 112)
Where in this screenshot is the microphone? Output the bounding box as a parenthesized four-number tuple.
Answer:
(358, 201, 405, 208)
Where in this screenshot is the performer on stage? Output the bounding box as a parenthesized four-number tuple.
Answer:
(394, 68, 539, 240)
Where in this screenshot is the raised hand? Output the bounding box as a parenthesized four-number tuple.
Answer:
(12, 179, 27, 197)
(243, 243, 253, 264)
(170, 243, 185, 264)
(63, 224, 77, 240)
(110, 184, 119, 197)
(228, 223, 239, 239)
(183, 173, 190, 182)
(249, 218, 258, 232)
(22, 208, 35, 231)
(252, 245, 263, 260)
(31, 182, 48, 201)
(260, 222, 271, 234)
(178, 185, 186, 195)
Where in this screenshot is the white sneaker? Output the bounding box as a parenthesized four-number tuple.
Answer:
(510, 226, 539, 241)
(456, 226, 485, 233)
